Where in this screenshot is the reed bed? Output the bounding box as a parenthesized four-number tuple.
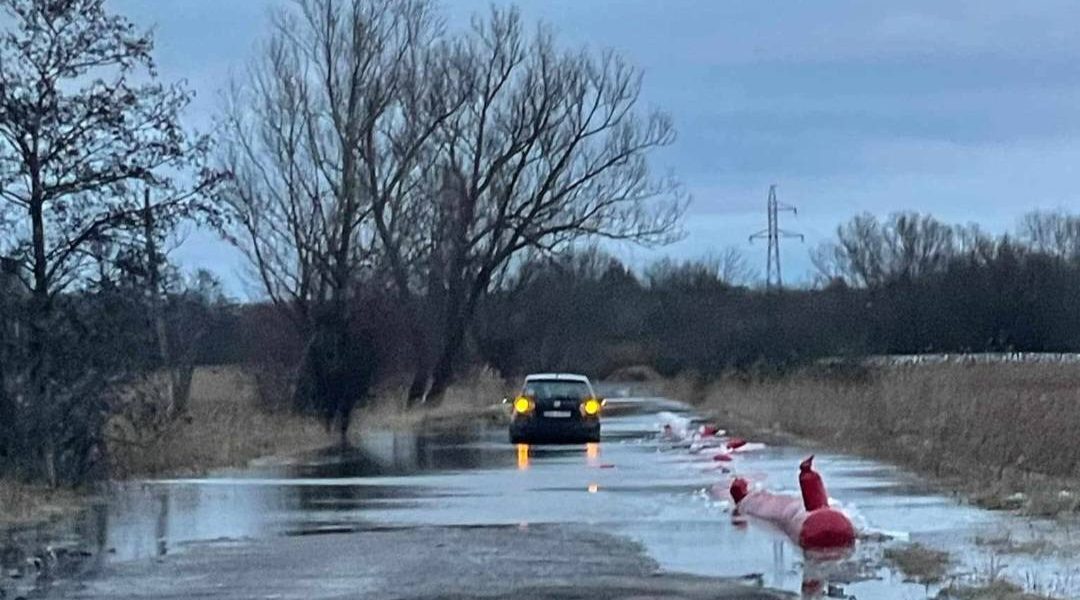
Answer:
(697, 362, 1080, 515)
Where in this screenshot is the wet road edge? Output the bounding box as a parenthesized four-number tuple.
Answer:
(58, 523, 793, 599)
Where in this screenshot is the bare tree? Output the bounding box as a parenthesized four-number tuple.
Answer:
(220, 1, 685, 406)
(812, 213, 886, 287)
(222, 0, 685, 408)
(953, 222, 997, 266)
(715, 246, 754, 286)
(411, 7, 686, 401)
(886, 212, 955, 281)
(1017, 210, 1080, 261)
(812, 212, 955, 288)
(218, 0, 446, 433)
(0, 0, 213, 301)
(646, 248, 753, 289)
(0, 0, 214, 484)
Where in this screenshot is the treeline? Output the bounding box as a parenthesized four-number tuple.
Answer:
(471, 210, 1080, 376)
(195, 209, 1080, 382)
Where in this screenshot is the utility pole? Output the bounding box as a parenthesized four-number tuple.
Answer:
(749, 184, 803, 290)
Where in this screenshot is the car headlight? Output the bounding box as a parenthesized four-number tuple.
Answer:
(513, 396, 534, 414)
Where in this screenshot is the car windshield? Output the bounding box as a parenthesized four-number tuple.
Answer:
(523, 381, 590, 400)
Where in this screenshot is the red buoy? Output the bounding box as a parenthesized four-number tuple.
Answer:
(800, 508, 856, 549)
(730, 478, 750, 503)
(799, 455, 829, 511)
(727, 457, 855, 550)
(726, 437, 748, 450)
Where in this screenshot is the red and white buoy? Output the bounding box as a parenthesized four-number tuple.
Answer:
(724, 456, 855, 550)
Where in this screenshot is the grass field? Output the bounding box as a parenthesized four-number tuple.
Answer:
(694, 362, 1080, 516)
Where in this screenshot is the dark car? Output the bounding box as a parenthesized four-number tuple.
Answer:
(508, 373, 602, 444)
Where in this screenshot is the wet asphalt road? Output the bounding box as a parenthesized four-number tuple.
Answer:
(8, 395, 1080, 599)
(62, 524, 789, 599)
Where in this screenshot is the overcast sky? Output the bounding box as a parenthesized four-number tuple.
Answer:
(109, 0, 1080, 295)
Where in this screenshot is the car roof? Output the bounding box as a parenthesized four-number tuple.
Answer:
(524, 373, 591, 383)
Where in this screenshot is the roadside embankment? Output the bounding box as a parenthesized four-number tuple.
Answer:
(688, 362, 1080, 516)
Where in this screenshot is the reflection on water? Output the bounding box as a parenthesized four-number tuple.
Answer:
(4, 397, 1080, 600)
(516, 444, 529, 471)
(586, 442, 599, 465)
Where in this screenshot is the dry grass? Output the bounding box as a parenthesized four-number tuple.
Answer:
(109, 365, 512, 479)
(696, 363, 1080, 515)
(884, 543, 952, 584)
(108, 366, 335, 478)
(974, 534, 1052, 556)
(358, 367, 511, 430)
(653, 371, 707, 405)
(0, 480, 81, 526)
(937, 580, 1057, 600)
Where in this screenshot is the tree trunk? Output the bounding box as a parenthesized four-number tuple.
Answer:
(386, 287, 429, 408)
(29, 167, 56, 485)
(336, 384, 352, 448)
(425, 320, 464, 405)
(142, 189, 189, 416)
(0, 273, 11, 470)
(406, 358, 429, 407)
(29, 185, 47, 300)
(425, 292, 469, 405)
(0, 344, 10, 472)
(426, 262, 494, 405)
(43, 436, 57, 488)
(404, 307, 431, 407)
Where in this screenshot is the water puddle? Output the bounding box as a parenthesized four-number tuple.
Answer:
(4, 397, 1079, 599)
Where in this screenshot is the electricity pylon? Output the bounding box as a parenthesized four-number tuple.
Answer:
(749, 184, 803, 290)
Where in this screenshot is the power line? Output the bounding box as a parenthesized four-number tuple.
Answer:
(749, 184, 803, 290)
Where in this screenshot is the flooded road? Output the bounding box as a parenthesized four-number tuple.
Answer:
(5, 396, 1080, 599)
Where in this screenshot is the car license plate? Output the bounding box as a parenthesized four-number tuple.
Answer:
(544, 410, 572, 418)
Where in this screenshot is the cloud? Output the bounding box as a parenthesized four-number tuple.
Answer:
(107, 0, 1080, 289)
